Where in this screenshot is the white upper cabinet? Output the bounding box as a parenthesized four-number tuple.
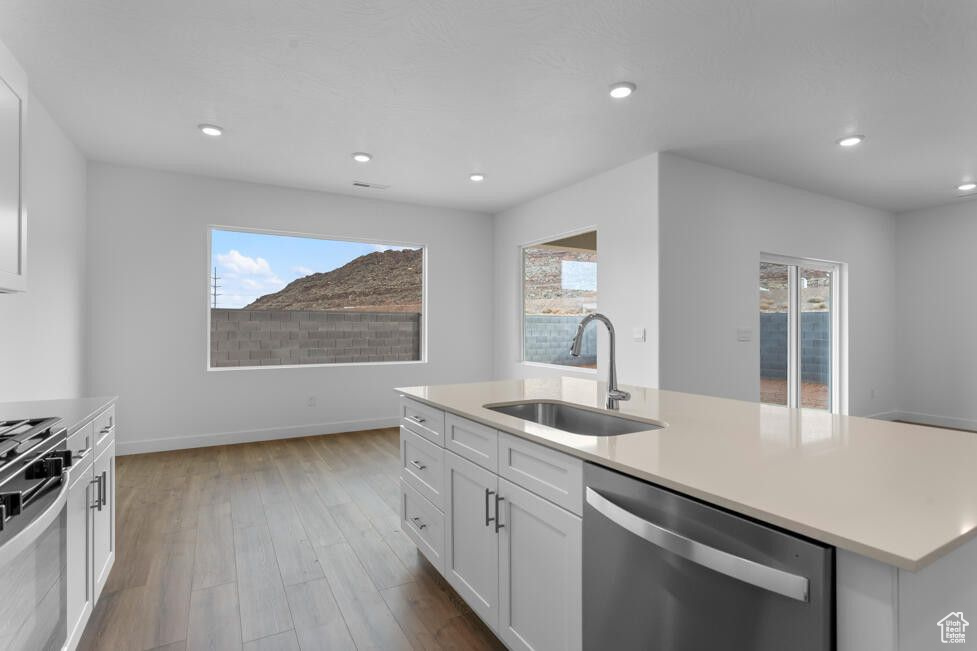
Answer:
(0, 39, 26, 293)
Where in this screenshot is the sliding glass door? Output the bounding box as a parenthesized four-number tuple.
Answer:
(759, 256, 841, 412)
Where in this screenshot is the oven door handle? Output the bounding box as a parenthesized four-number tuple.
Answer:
(0, 474, 69, 572)
(585, 487, 810, 602)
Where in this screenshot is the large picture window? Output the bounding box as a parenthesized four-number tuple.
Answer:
(209, 227, 424, 368)
(522, 230, 598, 368)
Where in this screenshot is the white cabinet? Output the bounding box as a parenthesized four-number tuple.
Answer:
(445, 413, 498, 472)
(65, 450, 94, 651)
(400, 479, 446, 572)
(93, 407, 114, 456)
(443, 450, 500, 630)
(0, 39, 27, 293)
(400, 397, 445, 445)
(92, 440, 115, 599)
(399, 399, 584, 651)
(64, 404, 116, 651)
(498, 478, 582, 651)
(498, 431, 583, 515)
(400, 426, 445, 509)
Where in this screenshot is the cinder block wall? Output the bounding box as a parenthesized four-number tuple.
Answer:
(524, 315, 597, 366)
(210, 309, 421, 367)
(760, 312, 830, 383)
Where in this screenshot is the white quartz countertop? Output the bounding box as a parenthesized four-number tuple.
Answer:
(398, 377, 977, 571)
(0, 396, 117, 434)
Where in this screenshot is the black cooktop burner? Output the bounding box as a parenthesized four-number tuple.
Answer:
(0, 417, 68, 538)
(0, 417, 62, 469)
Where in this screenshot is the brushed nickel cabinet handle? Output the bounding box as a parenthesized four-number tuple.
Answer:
(90, 475, 103, 511)
(485, 488, 495, 527)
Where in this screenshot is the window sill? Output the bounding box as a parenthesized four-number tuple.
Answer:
(208, 360, 427, 372)
(520, 361, 598, 374)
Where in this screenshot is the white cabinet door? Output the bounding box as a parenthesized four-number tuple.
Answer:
(444, 450, 500, 631)
(65, 453, 94, 651)
(92, 442, 115, 599)
(498, 478, 582, 651)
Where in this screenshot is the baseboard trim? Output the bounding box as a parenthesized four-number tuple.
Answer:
(117, 417, 401, 455)
(866, 411, 903, 421)
(870, 410, 977, 433)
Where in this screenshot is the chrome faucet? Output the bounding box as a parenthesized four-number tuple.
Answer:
(570, 313, 631, 410)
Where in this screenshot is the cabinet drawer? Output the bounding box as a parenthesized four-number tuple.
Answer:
(401, 426, 445, 509)
(445, 414, 498, 472)
(93, 406, 115, 455)
(68, 445, 95, 487)
(67, 421, 95, 459)
(401, 479, 445, 573)
(498, 432, 583, 516)
(400, 397, 445, 445)
(93, 405, 115, 438)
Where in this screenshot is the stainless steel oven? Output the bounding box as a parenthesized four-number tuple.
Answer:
(0, 418, 71, 651)
(584, 462, 834, 651)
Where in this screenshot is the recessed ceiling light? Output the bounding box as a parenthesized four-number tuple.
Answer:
(198, 124, 223, 137)
(958, 182, 977, 192)
(351, 152, 372, 163)
(836, 135, 864, 147)
(469, 173, 485, 182)
(609, 82, 636, 99)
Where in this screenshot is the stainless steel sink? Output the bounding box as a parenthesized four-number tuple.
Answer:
(484, 400, 663, 437)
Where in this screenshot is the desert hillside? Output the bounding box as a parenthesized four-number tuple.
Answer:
(245, 248, 422, 312)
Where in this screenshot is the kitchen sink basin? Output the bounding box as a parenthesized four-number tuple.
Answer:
(484, 400, 663, 437)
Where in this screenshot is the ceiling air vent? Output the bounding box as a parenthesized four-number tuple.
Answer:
(352, 181, 390, 190)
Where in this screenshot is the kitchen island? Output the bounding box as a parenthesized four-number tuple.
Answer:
(396, 377, 977, 651)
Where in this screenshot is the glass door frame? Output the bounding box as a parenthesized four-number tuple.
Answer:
(760, 253, 847, 414)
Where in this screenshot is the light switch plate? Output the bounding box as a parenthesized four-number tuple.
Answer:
(632, 327, 646, 342)
(736, 328, 752, 342)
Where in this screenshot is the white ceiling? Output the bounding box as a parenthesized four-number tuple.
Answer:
(2, 0, 977, 214)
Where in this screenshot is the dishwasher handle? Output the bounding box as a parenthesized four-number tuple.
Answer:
(585, 487, 810, 603)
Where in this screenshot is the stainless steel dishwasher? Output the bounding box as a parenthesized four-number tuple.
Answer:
(583, 462, 834, 651)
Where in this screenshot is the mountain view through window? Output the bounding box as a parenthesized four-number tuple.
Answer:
(209, 228, 423, 368)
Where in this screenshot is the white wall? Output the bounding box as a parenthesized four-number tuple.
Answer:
(0, 96, 87, 401)
(86, 163, 494, 454)
(658, 154, 896, 417)
(893, 200, 977, 430)
(492, 154, 659, 388)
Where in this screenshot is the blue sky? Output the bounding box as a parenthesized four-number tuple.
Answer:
(211, 229, 417, 308)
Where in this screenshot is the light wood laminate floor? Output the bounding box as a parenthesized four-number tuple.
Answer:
(78, 428, 505, 651)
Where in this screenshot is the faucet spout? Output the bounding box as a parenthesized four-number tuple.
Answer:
(570, 313, 631, 410)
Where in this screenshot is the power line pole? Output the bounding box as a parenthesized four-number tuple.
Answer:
(211, 267, 222, 308)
